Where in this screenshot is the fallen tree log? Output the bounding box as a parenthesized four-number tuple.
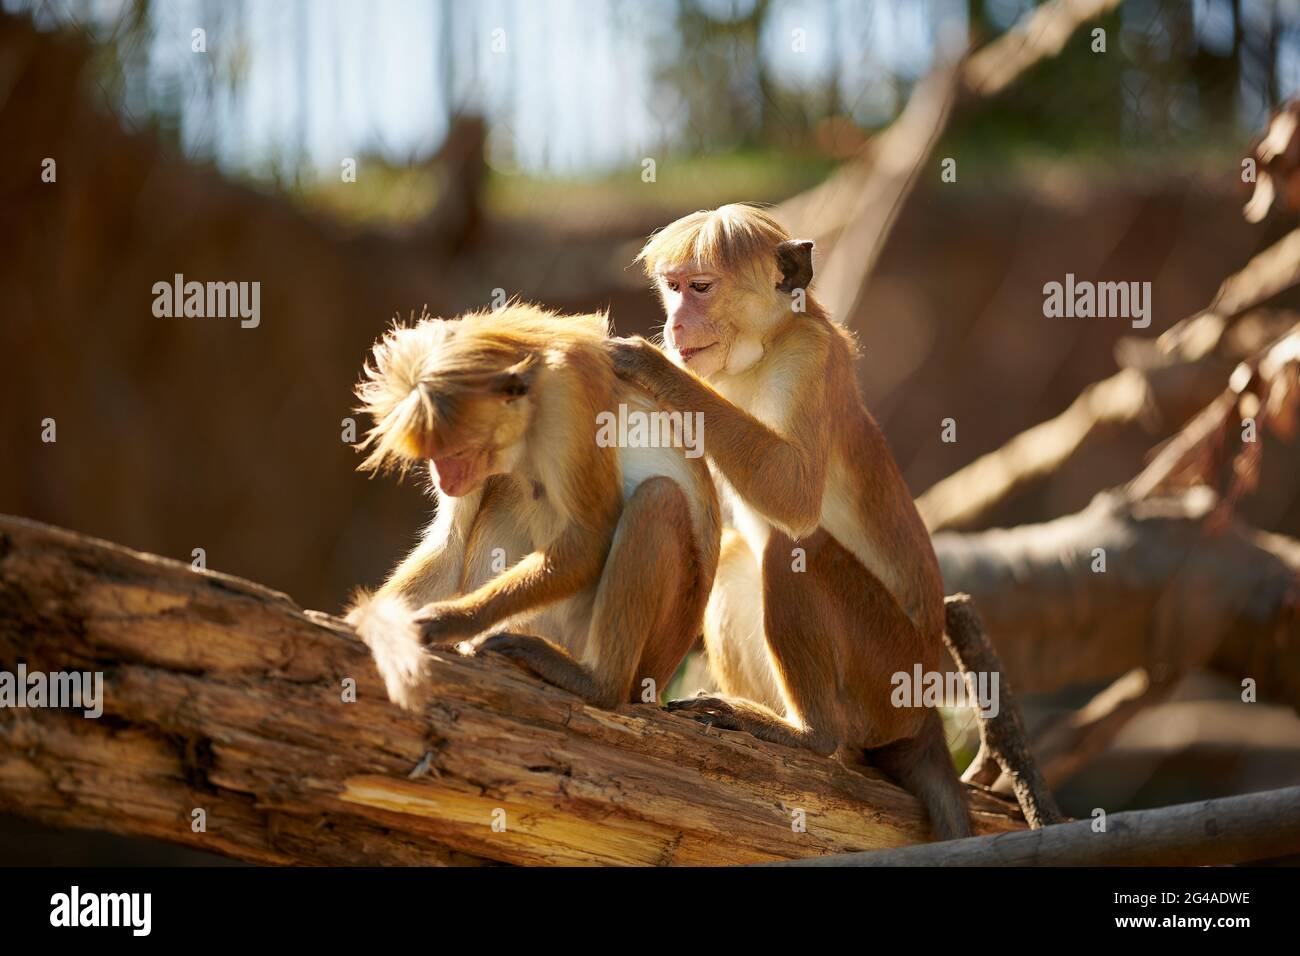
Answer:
(1029, 666, 1188, 789)
(916, 235, 1300, 534)
(934, 488, 1300, 708)
(0, 516, 1023, 866)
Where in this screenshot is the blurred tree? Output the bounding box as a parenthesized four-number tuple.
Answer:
(665, 0, 778, 147)
(1186, 0, 1241, 134)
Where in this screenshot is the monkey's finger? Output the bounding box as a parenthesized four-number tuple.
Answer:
(415, 619, 463, 649)
(607, 352, 644, 376)
(605, 339, 652, 371)
(412, 620, 441, 646)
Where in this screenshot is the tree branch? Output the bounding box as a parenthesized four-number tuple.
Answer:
(771, 785, 1300, 866)
(918, 231, 1300, 533)
(944, 594, 1065, 827)
(775, 0, 1124, 320)
(1031, 666, 1187, 789)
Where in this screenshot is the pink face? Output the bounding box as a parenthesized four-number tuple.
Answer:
(429, 451, 484, 497)
(656, 265, 726, 376)
(415, 398, 506, 498)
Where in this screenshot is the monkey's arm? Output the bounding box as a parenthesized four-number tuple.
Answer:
(414, 521, 610, 645)
(371, 485, 484, 606)
(344, 486, 488, 711)
(611, 338, 828, 536)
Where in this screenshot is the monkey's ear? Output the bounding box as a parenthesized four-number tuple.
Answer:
(489, 357, 537, 401)
(775, 239, 814, 294)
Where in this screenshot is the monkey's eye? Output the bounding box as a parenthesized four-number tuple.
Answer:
(690, 281, 712, 293)
(665, 280, 680, 293)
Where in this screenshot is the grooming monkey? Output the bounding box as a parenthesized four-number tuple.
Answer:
(347, 304, 720, 711)
(611, 204, 972, 839)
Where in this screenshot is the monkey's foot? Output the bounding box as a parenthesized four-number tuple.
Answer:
(666, 695, 835, 754)
(666, 695, 772, 737)
(477, 632, 543, 665)
(478, 633, 610, 707)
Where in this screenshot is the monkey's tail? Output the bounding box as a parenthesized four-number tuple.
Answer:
(345, 590, 430, 711)
(865, 708, 973, 842)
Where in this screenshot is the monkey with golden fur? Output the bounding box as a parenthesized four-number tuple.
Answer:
(347, 304, 720, 712)
(610, 204, 972, 840)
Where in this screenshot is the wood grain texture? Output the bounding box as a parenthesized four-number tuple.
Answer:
(0, 515, 1023, 866)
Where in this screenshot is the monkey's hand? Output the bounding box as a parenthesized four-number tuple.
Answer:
(607, 336, 677, 394)
(346, 591, 434, 712)
(413, 600, 485, 648)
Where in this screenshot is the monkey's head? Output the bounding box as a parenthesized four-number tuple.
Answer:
(637, 203, 814, 378)
(354, 309, 546, 497)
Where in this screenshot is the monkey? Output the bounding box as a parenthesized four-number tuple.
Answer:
(345, 304, 720, 714)
(609, 204, 972, 840)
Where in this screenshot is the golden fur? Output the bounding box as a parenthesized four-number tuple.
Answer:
(636, 203, 790, 289)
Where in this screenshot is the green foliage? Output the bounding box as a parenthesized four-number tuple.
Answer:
(291, 147, 837, 227)
(295, 155, 443, 225)
(487, 147, 839, 218)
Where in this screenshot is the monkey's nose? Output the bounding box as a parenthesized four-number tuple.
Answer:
(669, 322, 685, 345)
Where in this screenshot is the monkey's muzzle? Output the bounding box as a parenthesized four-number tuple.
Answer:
(431, 454, 478, 497)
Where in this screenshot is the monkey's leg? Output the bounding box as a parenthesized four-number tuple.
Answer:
(627, 478, 712, 699)
(758, 531, 972, 840)
(668, 532, 840, 756)
(699, 529, 787, 709)
(482, 476, 697, 709)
